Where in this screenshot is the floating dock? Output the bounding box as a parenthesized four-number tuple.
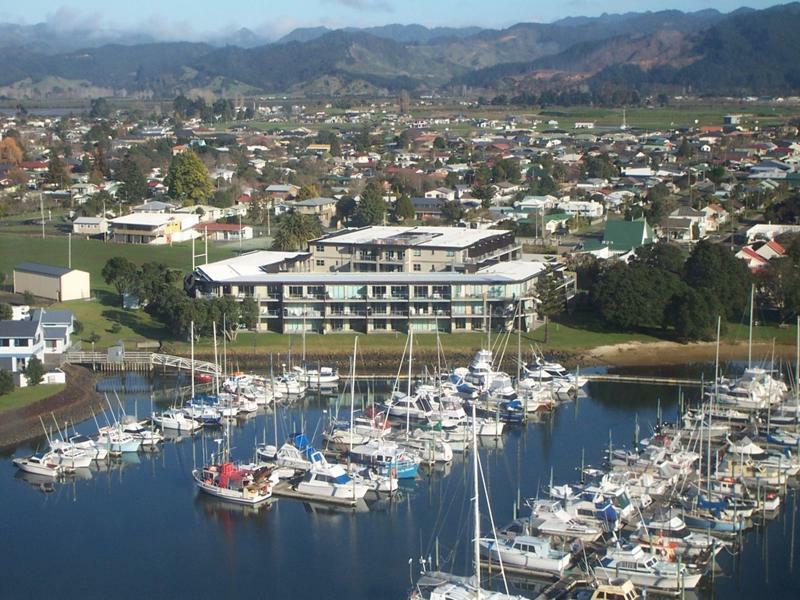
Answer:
(270, 480, 360, 507)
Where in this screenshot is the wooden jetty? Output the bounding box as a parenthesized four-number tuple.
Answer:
(586, 374, 703, 387)
(65, 351, 220, 376)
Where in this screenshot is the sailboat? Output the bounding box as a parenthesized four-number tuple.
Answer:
(412, 405, 526, 600)
(193, 424, 276, 506)
(152, 321, 204, 433)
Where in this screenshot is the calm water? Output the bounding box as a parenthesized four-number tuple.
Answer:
(1, 366, 798, 600)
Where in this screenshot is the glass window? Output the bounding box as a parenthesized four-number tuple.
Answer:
(446, 250, 455, 257)
(288, 286, 303, 297)
(413, 249, 421, 256)
(15, 338, 28, 346)
(0, 339, 9, 347)
(316, 245, 324, 252)
(413, 264, 421, 271)
(316, 259, 325, 266)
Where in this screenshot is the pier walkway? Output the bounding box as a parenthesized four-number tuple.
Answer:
(65, 351, 221, 376)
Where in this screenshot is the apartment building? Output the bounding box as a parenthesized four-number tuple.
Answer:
(309, 226, 521, 274)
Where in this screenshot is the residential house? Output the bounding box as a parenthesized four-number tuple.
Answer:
(746, 224, 800, 243)
(109, 213, 199, 244)
(584, 218, 655, 255)
(700, 204, 729, 232)
(0, 311, 44, 373)
(424, 187, 456, 201)
(294, 197, 338, 228)
(411, 197, 446, 222)
(72, 216, 109, 237)
(194, 223, 254, 242)
(133, 199, 178, 214)
(265, 184, 300, 201)
(556, 200, 604, 219)
(32, 308, 75, 356)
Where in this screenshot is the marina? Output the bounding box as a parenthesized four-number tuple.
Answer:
(3, 351, 800, 600)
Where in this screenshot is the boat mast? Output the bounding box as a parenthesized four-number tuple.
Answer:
(190, 320, 195, 401)
(350, 336, 358, 456)
(796, 315, 799, 413)
(471, 402, 481, 599)
(212, 321, 219, 396)
(748, 283, 754, 369)
(710, 315, 721, 494)
(407, 329, 413, 436)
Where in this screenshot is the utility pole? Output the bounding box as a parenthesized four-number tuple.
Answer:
(68, 233, 72, 269)
(39, 193, 45, 239)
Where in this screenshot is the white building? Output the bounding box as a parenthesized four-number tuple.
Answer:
(556, 200, 604, 218)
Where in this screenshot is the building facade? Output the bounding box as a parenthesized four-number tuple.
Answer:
(187, 228, 573, 335)
(308, 226, 521, 274)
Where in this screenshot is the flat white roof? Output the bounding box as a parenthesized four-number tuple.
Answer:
(195, 250, 307, 281)
(110, 213, 177, 226)
(316, 226, 509, 249)
(478, 261, 547, 279)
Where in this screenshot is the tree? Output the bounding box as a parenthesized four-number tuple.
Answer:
(117, 155, 148, 202)
(665, 288, 719, 341)
(102, 257, 139, 304)
(0, 370, 13, 395)
(89, 97, 111, 119)
(24, 357, 45, 386)
(631, 241, 685, 276)
(353, 181, 386, 227)
(433, 136, 446, 149)
(764, 195, 800, 224)
(535, 271, 566, 342)
(440, 200, 465, 223)
(164, 150, 212, 205)
(684, 240, 752, 321)
(45, 155, 70, 188)
(472, 184, 495, 208)
(0, 303, 12, 320)
(271, 212, 323, 251)
(0, 137, 24, 165)
(240, 298, 259, 331)
(335, 196, 357, 225)
(394, 194, 415, 221)
(297, 184, 320, 200)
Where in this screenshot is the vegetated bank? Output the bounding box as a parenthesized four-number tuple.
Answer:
(0, 365, 104, 450)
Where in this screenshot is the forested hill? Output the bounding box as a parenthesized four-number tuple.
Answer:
(1, 4, 800, 97)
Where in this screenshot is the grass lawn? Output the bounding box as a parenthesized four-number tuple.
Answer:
(0, 233, 242, 294)
(0, 384, 66, 412)
(0, 233, 245, 347)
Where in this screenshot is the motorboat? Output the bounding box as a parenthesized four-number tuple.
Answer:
(414, 571, 527, 599)
(386, 391, 433, 422)
(13, 452, 63, 477)
(629, 511, 719, 560)
(294, 365, 339, 388)
(257, 433, 316, 471)
(595, 544, 703, 591)
(96, 426, 142, 453)
(349, 440, 421, 479)
(120, 416, 164, 446)
(479, 534, 571, 576)
(50, 446, 93, 469)
(513, 500, 604, 543)
(152, 409, 203, 433)
(295, 458, 370, 500)
(394, 435, 454, 464)
(51, 434, 108, 461)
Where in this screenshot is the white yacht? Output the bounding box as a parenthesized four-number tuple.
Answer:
(152, 409, 203, 433)
(96, 426, 142, 453)
(296, 459, 370, 500)
(294, 365, 340, 388)
(386, 391, 433, 421)
(13, 452, 64, 477)
(520, 499, 604, 542)
(595, 544, 703, 591)
(479, 535, 571, 576)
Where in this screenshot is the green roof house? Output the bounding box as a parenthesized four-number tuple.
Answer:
(601, 218, 655, 254)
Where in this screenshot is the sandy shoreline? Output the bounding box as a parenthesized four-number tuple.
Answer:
(578, 340, 797, 368)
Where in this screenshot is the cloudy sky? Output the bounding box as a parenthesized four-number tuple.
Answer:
(0, 1, 782, 39)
